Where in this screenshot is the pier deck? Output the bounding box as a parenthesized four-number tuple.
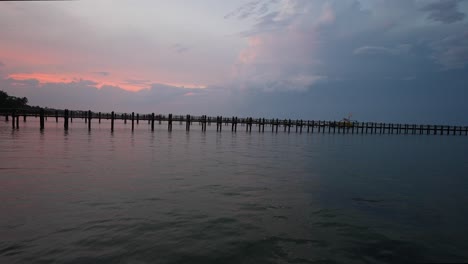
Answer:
(2, 108, 467, 136)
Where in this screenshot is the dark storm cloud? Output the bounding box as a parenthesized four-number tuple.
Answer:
(421, 0, 466, 24)
(430, 31, 468, 69)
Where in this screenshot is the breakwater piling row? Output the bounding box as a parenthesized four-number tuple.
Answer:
(1, 108, 467, 136)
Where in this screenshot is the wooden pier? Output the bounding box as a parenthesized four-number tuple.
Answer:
(1, 108, 467, 136)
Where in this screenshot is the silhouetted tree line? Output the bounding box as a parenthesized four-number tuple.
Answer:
(0, 90, 47, 111)
(0, 90, 31, 109)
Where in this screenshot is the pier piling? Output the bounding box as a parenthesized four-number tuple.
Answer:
(88, 110, 92, 131)
(40, 108, 45, 130)
(11, 111, 15, 129)
(111, 111, 114, 132)
(64, 109, 69, 130)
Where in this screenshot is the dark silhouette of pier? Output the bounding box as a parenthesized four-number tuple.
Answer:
(2, 108, 468, 136)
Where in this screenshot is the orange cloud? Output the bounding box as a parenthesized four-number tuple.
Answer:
(7, 72, 207, 92)
(2, 44, 208, 92)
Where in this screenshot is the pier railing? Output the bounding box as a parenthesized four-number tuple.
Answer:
(1, 108, 467, 136)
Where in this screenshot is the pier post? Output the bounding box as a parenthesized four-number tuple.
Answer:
(132, 112, 135, 131)
(70, 111, 73, 123)
(64, 109, 69, 130)
(111, 111, 114, 132)
(23, 111, 26, 122)
(55, 110, 59, 123)
(234, 117, 238, 132)
(11, 111, 15, 129)
(137, 114, 139, 124)
(40, 108, 45, 130)
(168, 114, 172, 131)
(98, 112, 101, 124)
(88, 110, 92, 131)
(203, 115, 207, 132)
(151, 113, 155, 131)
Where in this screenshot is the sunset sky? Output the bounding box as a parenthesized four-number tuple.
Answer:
(1, 0, 467, 124)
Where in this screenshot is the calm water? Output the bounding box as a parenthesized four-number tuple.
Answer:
(1, 118, 468, 264)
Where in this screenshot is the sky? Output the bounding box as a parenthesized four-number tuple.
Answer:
(1, 0, 467, 124)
